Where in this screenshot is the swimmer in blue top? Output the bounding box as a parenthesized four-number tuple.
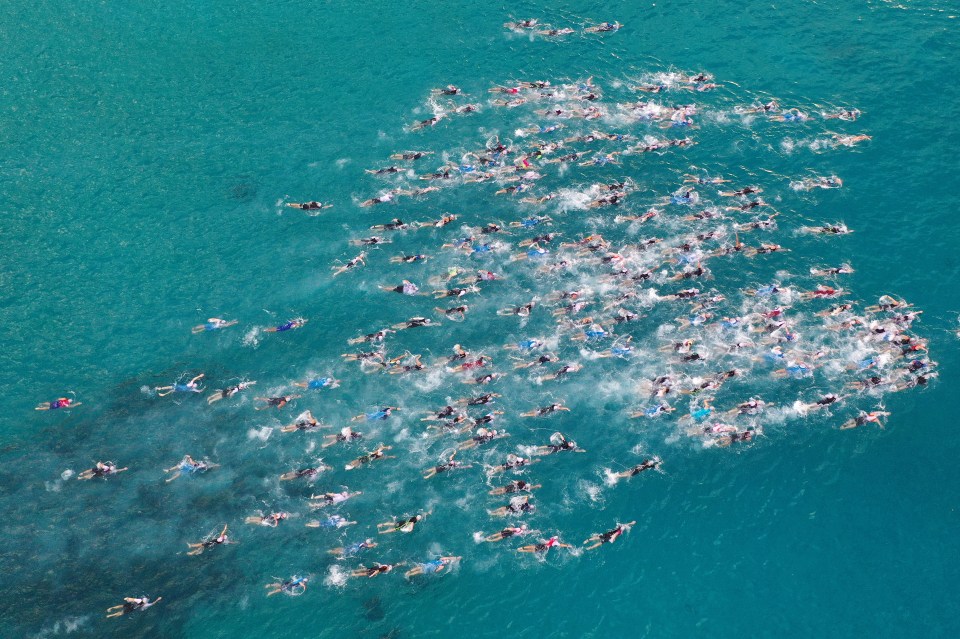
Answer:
(265, 318, 307, 333)
(305, 514, 356, 529)
(164, 455, 217, 482)
(770, 108, 808, 122)
(265, 575, 309, 597)
(192, 317, 238, 334)
(686, 400, 714, 423)
(295, 376, 340, 391)
(405, 556, 461, 578)
(328, 538, 377, 559)
(352, 406, 399, 422)
(155, 373, 205, 397)
(36, 396, 80, 410)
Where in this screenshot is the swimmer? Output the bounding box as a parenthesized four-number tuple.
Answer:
(521, 402, 570, 417)
(518, 536, 572, 553)
(344, 444, 394, 470)
(186, 524, 233, 556)
(255, 394, 300, 410)
(450, 353, 490, 372)
(304, 514, 356, 529)
(538, 26, 575, 36)
(164, 455, 217, 482)
(488, 495, 536, 517)
(309, 490, 361, 509)
(865, 295, 909, 313)
(352, 406, 399, 422)
(106, 596, 162, 618)
(464, 372, 504, 385)
(792, 175, 843, 191)
(571, 323, 609, 342)
(538, 363, 582, 383)
(347, 329, 393, 345)
(486, 524, 533, 542)
(681, 171, 727, 184)
(460, 392, 501, 407)
(328, 539, 377, 559)
(287, 201, 332, 211)
(377, 512, 430, 534)
(713, 427, 758, 447)
(799, 285, 843, 300)
(514, 353, 558, 369)
(155, 373, 205, 397)
(801, 223, 852, 235)
(769, 108, 809, 122)
(498, 300, 537, 317)
(365, 166, 402, 175)
(744, 243, 787, 257)
(392, 316, 437, 330)
(341, 349, 387, 370)
(417, 214, 458, 230)
(629, 404, 675, 419)
(433, 285, 480, 300)
(391, 254, 431, 266)
(600, 336, 636, 359)
(532, 432, 585, 455)
(424, 451, 473, 478)
(192, 318, 239, 334)
(457, 428, 508, 451)
(832, 133, 871, 146)
(725, 199, 768, 212)
(390, 150, 433, 161)
(265, 575, 309, 597)
(613, 457, 662, 478)
(433, 84, 461, 96)
(583, 521, 636, 550)
(822, 108, 861, 121)
(380, 280, 421, 296)
(584, 21, 622, 33)
(727, 397, 772, 416)
(388, 352, 426, 374)
(245, 512, 289, 527)
(519, 233, 560, 249)
(422, 405, 459, 422)
(487, 454, 539, 475)
(735, 100, 780, 114)
(489, 480, 541, 496)
(359, 192, 401, 208)
(411, 115, 443, 131)
(322, 426, 364, 447)
(405, 556, 461, 579)
(35, 396, 81, 411)
(720, 186, 762, 197)
(350, 237, 392, 250)
(279, 464, 330, 481)
(351, 562, 403, 579)
(294, 376, 340, 391)
(265, 318, 307, 333)
(579, 152, 620, 167)
(795, 394, 845, 413)
(332, 252, 367, 277)
(77, 461, 128, 480)
(840, 410, 890, 430)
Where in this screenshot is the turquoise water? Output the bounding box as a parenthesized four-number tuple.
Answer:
(3, 1, 960, 637)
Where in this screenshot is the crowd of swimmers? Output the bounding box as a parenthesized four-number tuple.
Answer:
(31, 26, 936, 623)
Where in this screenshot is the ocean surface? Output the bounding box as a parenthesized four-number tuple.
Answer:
(2, 1, 959, 637)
